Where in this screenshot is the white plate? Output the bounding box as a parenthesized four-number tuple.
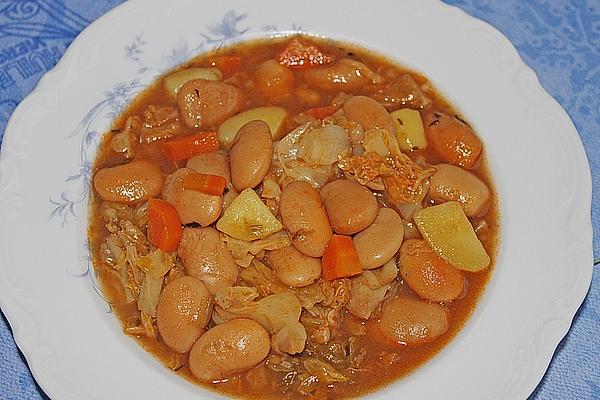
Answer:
(0, 0, 593, 399)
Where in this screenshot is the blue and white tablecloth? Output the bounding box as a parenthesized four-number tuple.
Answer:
(0, 1, 598, 399)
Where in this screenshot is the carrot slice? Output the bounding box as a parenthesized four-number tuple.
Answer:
(160, 132, 220, 162)
(305, 105, 337, 120)
(147, 198, 183, 252)
(277, 38, 334, 69)
(182, 172, 227, 196)
(322, 235, 363, 280)
(210, 55, 242, 77)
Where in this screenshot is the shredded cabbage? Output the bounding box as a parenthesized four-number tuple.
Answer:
(303, 358, 348, 383)
(300, 279, 351, 345)
(294, 282, 326, 310)
(138, 275, 164, 317)
(140, 311, 157, 338)
(100, 203, 174, 337)
(346, 258, 398, 319)
(274, 121, 350, 188)
(222, 231, 290, 268)
(137, 249, 175, 278)
(297, 124, 351, 166)
(261, 175, 281, 199)
(372, 74, 432, 109)
(139, 105, 182, 143)
(238, 259, 289, 297)
(215, 286, 307, 354)
(338, 151, 435, 203)
(110, 115, 140, 158)
(362, 128, 401, 157)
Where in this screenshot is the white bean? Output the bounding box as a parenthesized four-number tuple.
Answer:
(156, 276, 212, 353)
(266, 246, 321, 287)
(178, 227, 239, 295)
(189, 318, 270, 382)
(353, 208, 404, 269)
(320, 179, 378, 235)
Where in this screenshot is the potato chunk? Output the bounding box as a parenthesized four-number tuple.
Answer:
(216, 189, 283, 241)
(413, 201, 490, 271)
(218, 106, 288, 149)
(390, 108, 427, 151)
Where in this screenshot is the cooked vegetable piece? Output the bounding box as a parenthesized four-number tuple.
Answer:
(93, 160, 164, 203)
(274, 124, 343, 187)
(346, 258, 398, 319)
(320, 179, 379, 235)
(305, 105, 337, 119)
(189, 318, 270, 381)
(399, 239, 465, 302)
(215, 287, 307, 354)
(178, 79, 245, 129)
(160, 131, 220, 162)
(209, 55, 242, 77)
(373, 297, 449, 346)
(353, 208, 404, 269)
(181, 172, 227, 196)
(137, 250, 176, 316)
(425, 112, 482, 169)
(413, 201, 490, 271)
(303, 358, 348, 383)
(138, 249, 175, 279)
(322, 235, 363, 280)
(303, 59, 383, 91)
(343, 95, 396, 135)
(216, 188, 283, 241)
(372, 74, 432, 110)
(111, 115, 140, 158)
(163, 67, 222, 101)
(338, 151, 434, 204)
(296, 87, 322, 106)
(277, 38, 334, 69)
(218, 106, 288, 148)
(229, 120, 273, 191)
(138, 106, 184, 144)
(147, 198, 183, 252)
(186, 150, 231, 186)
(254, 59, 295, 102)
(138, 275, 164, 317)
(390, 108, 427, 151)
(362, 128, 401, 157)
(297, 124, 351, 166)
(223, 231, 290, 268)
(266, 245, 322, 288)
(156, 276, 213, 353)
(428, 163, 491, 217)
(162, 168, 223, 226)
(178, 227, 239, 295)
(279, 180, 333, 257)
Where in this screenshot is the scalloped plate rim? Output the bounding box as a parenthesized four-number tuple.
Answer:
(0, 0, 594, 399)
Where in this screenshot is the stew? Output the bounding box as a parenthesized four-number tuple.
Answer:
(89, 36, 498, 399)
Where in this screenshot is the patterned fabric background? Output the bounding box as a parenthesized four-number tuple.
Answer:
(0, 0, 598, 399)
